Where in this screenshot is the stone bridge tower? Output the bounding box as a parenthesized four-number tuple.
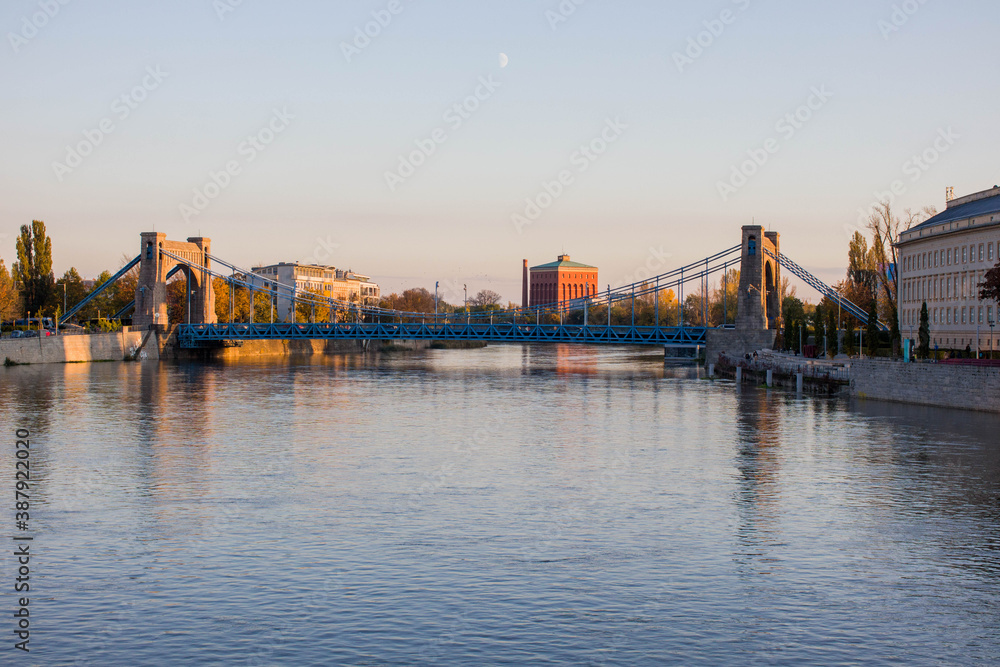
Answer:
(736, 226, 781, 330)
(705, 225, 781, 362)
(134, 232, 217, 329)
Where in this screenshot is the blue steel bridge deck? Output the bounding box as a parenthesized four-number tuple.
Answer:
(178, 322, 711, 348)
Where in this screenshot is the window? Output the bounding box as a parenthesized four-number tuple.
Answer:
(963, 246, 968, 263)
(990, 243, 995, 262)
(947, 248, 952, 265)
(980, 307, 984, 324)
(980, 244, 985, 262)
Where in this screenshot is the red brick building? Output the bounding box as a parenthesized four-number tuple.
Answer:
(523, 255, 599, 307)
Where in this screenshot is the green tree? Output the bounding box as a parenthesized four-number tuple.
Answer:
(844, 319, 857, 356)
(0, 260, 21, 323)
(54, 267, 88, 319)
(918, 302, 930, 359)
(80, 270, 116, 321)
(13, 221, 54, 316)
(826, 307, 839, 357)
(812, 305, 825, 348)
(889, 306, 901, 358)
(866, 302, 879, 358)
(782, 296, 805, 350)
(710, 269, 739, 325)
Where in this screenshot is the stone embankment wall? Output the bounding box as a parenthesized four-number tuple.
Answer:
(850, 360, 1000, 413)
(1, 329, 155, 365)
(705, 329, 777, 366)
(152, 327, 434, 361)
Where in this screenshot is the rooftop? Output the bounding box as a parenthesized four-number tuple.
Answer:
(908, 185, 1000, 233)
(531, 254, 597, 270)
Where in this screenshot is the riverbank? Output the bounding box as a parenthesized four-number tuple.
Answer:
(1, 329, 156, 365)
(711, 348, 1000, 413)
(0, 326, 488, 365)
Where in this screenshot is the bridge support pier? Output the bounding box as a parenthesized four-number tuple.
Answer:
(704, 225, 781, 365)
(134, 232, 217, 329)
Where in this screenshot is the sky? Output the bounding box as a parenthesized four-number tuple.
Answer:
(1, 0, 998, 305)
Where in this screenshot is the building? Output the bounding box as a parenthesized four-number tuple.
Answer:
(896, 185, 1000, 352)
(250, 262, 380, 322)
(523, 255, 598, 308)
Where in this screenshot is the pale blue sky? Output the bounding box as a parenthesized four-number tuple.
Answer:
(1, 0, 997, 302)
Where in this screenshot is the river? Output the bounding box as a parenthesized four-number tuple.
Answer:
(2, 345, 999, 665)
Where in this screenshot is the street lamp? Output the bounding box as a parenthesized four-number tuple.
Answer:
(464, 284, 468, 324)
(990, 319, 996, 359)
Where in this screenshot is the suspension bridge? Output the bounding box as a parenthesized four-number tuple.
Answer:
(60, 227, 883, 358)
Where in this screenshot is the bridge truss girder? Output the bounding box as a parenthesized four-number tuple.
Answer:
(178, 322, 710, 348)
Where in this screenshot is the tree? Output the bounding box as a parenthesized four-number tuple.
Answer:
(0, 260, 21, 323)
(826, 307, 839, 357)
(844, 319, 856, 356)
(778, 275, 796, 304)
(782, 296, 805, 350)
(980, 262, 1000, 304)
(13, 221, 54, 316)
(866, 302, 879, 358)
(865, 203, 934, 350)
(166, 277, 187, 323)
(80, 270, 115, 321)
(812, 305, 825, 348)
(918, 302, 930, 359)
(380, 288, 438, 314)
(889, 306, 901, 359)
(53, 267, 88, 318)
(470, 289, 502, 308)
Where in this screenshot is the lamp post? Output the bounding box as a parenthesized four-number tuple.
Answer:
(464, 284, 468, 324)
(435, 281, 439, 317)
(990, 319, 996, 359)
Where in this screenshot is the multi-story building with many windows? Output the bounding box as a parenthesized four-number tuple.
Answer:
(896, 186, 1000, 353)
(524, 255, 598, 308)
(250, 262, 380, 322)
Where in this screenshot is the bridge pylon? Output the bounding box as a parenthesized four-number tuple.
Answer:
(134, 232, 217, 329)
(736, 226, 781, 331)
(705, 225, 781, 363)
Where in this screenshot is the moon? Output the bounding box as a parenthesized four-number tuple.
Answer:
(499, 53, 509, 68)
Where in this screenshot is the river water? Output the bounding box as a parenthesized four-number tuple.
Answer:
(2, 345, 999, 665)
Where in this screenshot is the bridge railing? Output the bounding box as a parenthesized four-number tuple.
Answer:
(177, 321, 711, 348)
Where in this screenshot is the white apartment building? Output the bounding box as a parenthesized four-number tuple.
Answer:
(250, 262, 380, 322)
(896, 186, 1000, 352)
